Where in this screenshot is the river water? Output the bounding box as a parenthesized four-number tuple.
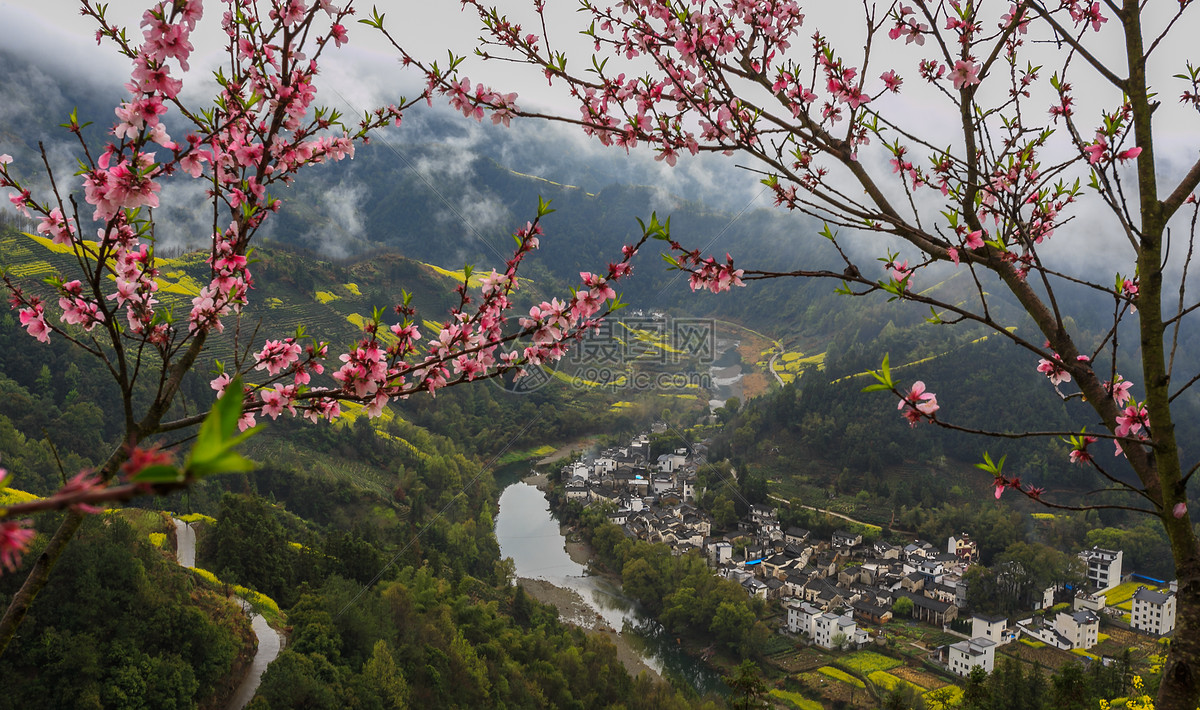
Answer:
(495, 481, 727, 697)
(708, 338, 746, 410)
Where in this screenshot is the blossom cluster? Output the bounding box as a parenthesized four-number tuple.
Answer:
(418, 0, 1175, 307)
(4, 1, 382, 353)
(209, 217, 644, 430)
(0, 0, 650, 552)
(898, 381, 939, 427)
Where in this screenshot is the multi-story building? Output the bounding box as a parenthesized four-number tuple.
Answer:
(1079, 547, 1123, 589)
(785, 599, 822, 636)
(947, 637, 996, 676)
(948, 533, 979, 563)
(812, 611, 858, 649)
(1055, 610, 1100, 650)
(1131, 587, 1177, 636)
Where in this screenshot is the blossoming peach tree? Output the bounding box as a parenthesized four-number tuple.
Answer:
(379, 0, 1200, 706)
(0, 0, 650, 653)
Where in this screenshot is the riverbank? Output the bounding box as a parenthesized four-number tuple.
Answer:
(516, 577, 660, 681)
(523, 470, 552, 491)
(509, 477, 660, 681)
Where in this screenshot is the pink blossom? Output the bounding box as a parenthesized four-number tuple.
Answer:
(1115, 403, 1148, 437)
(121, 445, 174, 478)
(210, 372, 232, 397)
(964, 230, 985, 249)
(948, 61, 980, 90)
(259, 384, 297, 420)
(1116, 146, 1142, 162)
(36, 208, 74, 245)
(255, 338, 302, 376)
(1069, 436, 1097, 465)
(1174, 502, 1188, 519)
(330, 23, 348, 47)
(880, 70, 903, 93)
(1105, 377, 1133, 406)
(1036, 357, 1071, 385)
(1071, 2, 1108, 32)
(1084, 135, 1107, 165)
(899, 381, 938, 426)
(18, 304, 50, 343)
(0, 520, 35, 573)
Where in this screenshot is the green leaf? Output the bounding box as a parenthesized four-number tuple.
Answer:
(861, 383, 892, 393)
(130, 465, 184, 484)
(188, 376, 254, 473)
(974, 451, 1006, 475)
(189, 450, 256, 479)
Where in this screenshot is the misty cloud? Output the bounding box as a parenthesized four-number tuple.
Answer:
(297, 181, 369, 260)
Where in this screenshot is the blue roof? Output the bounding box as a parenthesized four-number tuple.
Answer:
(745, 558, 764, 565)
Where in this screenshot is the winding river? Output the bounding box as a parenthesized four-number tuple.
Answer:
(495, 481, 727, 697)
(172, 519, 283, 710)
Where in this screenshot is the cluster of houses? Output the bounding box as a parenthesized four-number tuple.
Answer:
(562, 434, 713, 553)
(777, 530, 975, 653)
(934, 548, 1177, 677)
(560, 433, 1179, 679)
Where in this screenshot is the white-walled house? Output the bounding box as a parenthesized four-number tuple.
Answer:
(710, 541, 733, 566)
(1079, 547, 1123, 589)
(971, 614, 1015, 646)
(594, 457, 616, 476)
(1132, 587, 1177, 636)
(947, 637, 996, 676)
(1017, 609, 1099, 650)
(786, 599, 823, 636)
(1055, 610, 1100, 650)
(812, 612, 858, 649)
(1074, 591, 1107, 613)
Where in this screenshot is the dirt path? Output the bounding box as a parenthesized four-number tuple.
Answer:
(767, 494, 916, 535)
(536, 436, 601, 466)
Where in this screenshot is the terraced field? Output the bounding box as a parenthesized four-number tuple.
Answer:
(768, 689, 824, 710)
(868, 669, 924, 694)
(816, 665, 865, 688)
(835, 650, 903, 675)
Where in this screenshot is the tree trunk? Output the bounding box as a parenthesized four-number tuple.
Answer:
(1156, 487, 1200, 709)
(1160, 546, 1200, 709)
(0, 510, 84, 654)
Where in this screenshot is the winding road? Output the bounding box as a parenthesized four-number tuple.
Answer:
(172, 518, 283, 710)
(767, 494, 916, 536)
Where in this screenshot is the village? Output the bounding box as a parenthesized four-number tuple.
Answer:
(561, 431, 1179, 682)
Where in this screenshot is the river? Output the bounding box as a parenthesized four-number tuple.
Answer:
(495, 480, 727, 697)
(172, 518, 283, 710)
(708, 338, 746, 410)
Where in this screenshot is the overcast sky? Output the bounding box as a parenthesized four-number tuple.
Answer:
(3, 1, 1193, 156)
(1, 0, 1196, 272)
